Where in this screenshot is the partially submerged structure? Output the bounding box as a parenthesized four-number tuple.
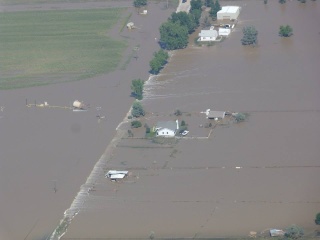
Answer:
(155, 120, 179, 137)
(105, 170, 129, 181)
(217, 6, 240, 21)
(219, 28, 231, 36)
(198, 29, 218, 42)
(73, 100, 87, 111)
(270, 229, 285, 237)
(206, 109, 226, 120)
(126, 22, 135, 30)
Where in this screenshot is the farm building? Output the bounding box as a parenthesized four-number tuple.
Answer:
(217, 6, 240, 20)
(206, 110, 226, 120)
(198, 29, 218, 42)
(155, 120, 179, 137)
(219, 28, 231, 36)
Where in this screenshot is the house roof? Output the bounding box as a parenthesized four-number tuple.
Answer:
(156, 121, 177, 132)
(207, 111, 226, 119)
(199, 30, 218, 38)
(219, 6, 240, 14)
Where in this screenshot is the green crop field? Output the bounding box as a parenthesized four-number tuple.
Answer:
(0, 0, 113, 5)
(0, 8, 127, 89)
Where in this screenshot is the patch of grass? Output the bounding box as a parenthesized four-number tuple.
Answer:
(0, 8, 127, 89)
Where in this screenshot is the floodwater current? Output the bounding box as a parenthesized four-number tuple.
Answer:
(62, 0, 320, 239)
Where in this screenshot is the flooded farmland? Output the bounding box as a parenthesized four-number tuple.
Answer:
(0, 0, 319, 239)
(63, 0, 320, 239)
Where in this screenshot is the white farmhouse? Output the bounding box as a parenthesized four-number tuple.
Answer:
(217, 6, 240, 20)
(155, 120, 179, 137)
(198, 29, 218, 42)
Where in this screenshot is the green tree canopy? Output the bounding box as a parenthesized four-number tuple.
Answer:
(279, 0, 286, 3)
(131, 101, 145, 118)
(205, 0, 214, 7)
(190, 0, 202, 11)
(285, 225, 304, 239)
(131, 79, 144, 100)
(133, 0, 147, 8)
(209, 0, 221, 20)
(170, 12, 197, 33)
(315, 212, 320, 225)
(279, 25, 293, 37)
(190, 8, 202, 26)
(241, 26, 258, 46)
(160, 21, 189, 50)
(149, 49, 169, 74)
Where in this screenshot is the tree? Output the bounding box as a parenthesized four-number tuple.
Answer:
(160, 21, 188, 50)
(170, 12, 196, 33)
(131, 120, 142, 128)
(264, 0, 268, 4)
(235, 113, 246, 122)
(315, 212, 320, 225)
(133, 0, 147, 8)
(285, 225, 304, 239)
(190, 0, 202, 11)
(210, 0, 222, 20)
(279, 0, 286, 3)
(190, 8, 202, 26)
(131, 79, 144, 100)
(241, 26, 258, 46)
(279, 25, 293, 37)
(149, 49, 169, 74)
(205, 0, 214, 7)
(131, 101, 145, 118)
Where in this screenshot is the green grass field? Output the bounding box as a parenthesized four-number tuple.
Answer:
(0, 0, 112, 5)
(0, 8, 127, 89)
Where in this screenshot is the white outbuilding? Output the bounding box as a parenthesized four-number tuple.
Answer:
(198, 29, 218, 42)
(218, 28, 231, 36)
(217, 6, 240, 20)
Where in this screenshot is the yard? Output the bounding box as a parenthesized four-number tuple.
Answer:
(0, 8, 127, 89)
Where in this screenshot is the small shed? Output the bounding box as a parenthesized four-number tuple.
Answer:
(127, 22, 135, 29)
(217, 6, 240, 20)
(73, 100, 85, 109)
(198, 29, 218, 42)
(206, 110, 226, 120)
(219, 28, 231, 36)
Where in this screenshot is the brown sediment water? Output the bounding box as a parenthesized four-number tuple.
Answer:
(62, 0, 320, 239)
(0, 1, 174, 239)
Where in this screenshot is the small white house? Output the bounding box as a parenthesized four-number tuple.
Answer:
(198, 29, 218, 42)
(219, 28, 231, 36)
(217, 6, 240, 20)
(156, 120, 179, 137)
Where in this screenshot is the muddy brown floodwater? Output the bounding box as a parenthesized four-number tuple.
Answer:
(62, 0, 320, 239)
(1, 0, 319, 239)
(0, 1, 174, 240)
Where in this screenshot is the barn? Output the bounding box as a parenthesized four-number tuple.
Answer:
(217, 6, 240, 21)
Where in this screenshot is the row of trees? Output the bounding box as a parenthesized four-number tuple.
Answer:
(159, 0, 202, 50)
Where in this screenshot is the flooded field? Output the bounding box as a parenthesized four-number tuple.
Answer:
(0, 1, 174, 239)
(63, 0, 320, 239)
